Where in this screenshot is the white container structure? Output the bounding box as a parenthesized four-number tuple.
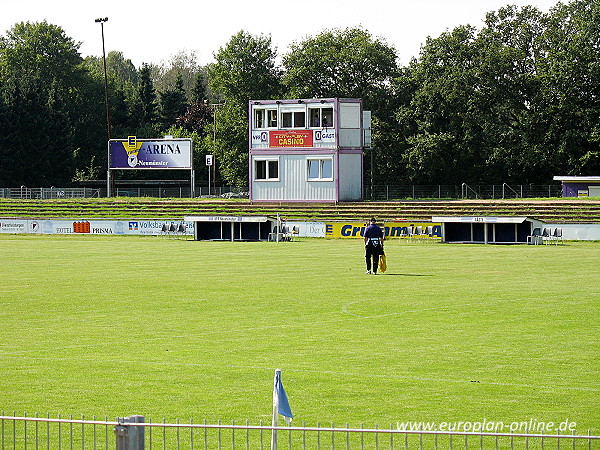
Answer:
(249, 98, 370, 202)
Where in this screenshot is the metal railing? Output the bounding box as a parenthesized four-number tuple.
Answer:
(365, 184, 563, 200)
(1, 414, 598, 449)
(113, 186, 248, 198)
(0, 187, 102, 199)
(0, 186, 248, 199)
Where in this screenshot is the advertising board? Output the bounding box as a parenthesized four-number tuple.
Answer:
(109, 137, 192, 169)
(251, 130, 336, 148)
(0, 219, 194, 236)
(325, 222, 442, 239)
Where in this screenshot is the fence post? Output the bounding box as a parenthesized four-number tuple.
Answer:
(114, 415, 144, 450)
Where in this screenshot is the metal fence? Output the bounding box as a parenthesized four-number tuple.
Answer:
(0, 187, 102, 199)
(1, 414, 598, 449)
(0, 186, 248, 199)
(2, 184, 563, 201)
(113, 186, 248, 199)
(365, 184, 563, 200)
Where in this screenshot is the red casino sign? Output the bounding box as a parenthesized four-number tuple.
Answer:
(269, 130, 313, 148)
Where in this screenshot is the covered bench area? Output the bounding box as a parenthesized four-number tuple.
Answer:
(432, 216, 545, 244)
(184, 215, 276, 241)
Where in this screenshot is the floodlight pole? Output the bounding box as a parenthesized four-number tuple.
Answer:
(96, 17, 113, 198)
(211, 102, 225, 196)
(95, 18, 112, 141)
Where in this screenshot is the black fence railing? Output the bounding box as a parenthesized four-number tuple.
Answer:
(0, 186, 248, 200)
(2, 184, 563, 200)
(364, 184, 563, 200)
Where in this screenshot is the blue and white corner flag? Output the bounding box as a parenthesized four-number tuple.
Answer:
(273, 369, 293, 424)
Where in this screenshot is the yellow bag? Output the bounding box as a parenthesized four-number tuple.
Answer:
(379, 254, 387, 273)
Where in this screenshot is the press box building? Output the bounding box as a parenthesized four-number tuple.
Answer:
(249, 98, 370, 202)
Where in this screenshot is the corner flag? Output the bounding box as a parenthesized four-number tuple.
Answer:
(273, 369, 293, 424)
(271, 369, 293, 450)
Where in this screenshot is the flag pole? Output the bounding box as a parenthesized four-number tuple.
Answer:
(276, 213, 281, 243)
(271, 369, 280, 450)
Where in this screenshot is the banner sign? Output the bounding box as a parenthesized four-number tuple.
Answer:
(109, 137, 192, 169)
(0, 219, 194, 236)
(251, 130, 336, 148)
(325, 222, 442, 239)
(269, 130, 313, 147)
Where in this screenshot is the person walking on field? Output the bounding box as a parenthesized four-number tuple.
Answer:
(364, 217, 384, 274)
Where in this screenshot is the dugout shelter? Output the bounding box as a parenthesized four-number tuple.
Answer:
(433, 216, 545, 244)
(184, 215, 276, 241)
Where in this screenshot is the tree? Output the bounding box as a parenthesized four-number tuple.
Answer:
(152, 50, 203, 101)
(209, 30, 283, 105)
(84, 51, 138, 86)
(0, 21, 93, 186)
(391, 25, 484, 184)
(207, 30, 283, 186)
(1, 77, 75, 185)
(159, 73, 188, 127)
(176, 100, 212, 137)
(282, 27, 397, 109)
(539, 0, 600, 175)
(0, 21, 83, 87)
(191, 71, 208, 103)
(137, 63, 158, 130)
(475, 5, 551, 182)
(203, 102, 249, 186)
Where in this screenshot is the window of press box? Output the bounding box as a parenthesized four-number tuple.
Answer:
(255, 159, 279, 180)
(282, 111, 306, 128)
(307, 158, 333, 180)
(268, 110, 278, 128)
(309, 108, 333, 127)
(254, 109, 278, 129)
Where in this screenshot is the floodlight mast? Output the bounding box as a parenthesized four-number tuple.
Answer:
(95, 17, 112, 141)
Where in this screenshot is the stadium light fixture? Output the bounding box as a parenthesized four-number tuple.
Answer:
(95, 17, 112, 140)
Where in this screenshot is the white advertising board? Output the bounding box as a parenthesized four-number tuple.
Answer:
(0, 219, 194, 236)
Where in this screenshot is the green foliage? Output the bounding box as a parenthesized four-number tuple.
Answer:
(207, 31, 283, 186)
(159, 73, 188, 128)
(0, 21, 94, 185)
(83, 51, 139, 86)
(391, 1, 600, 184)
(152, 50, 203, 101)
(138, 63, 158, 127)
(208, 30, 283, 106)
(282, 27, 398, 110)
(191, 71, 208, 103)
(204, 102, 250, 187)
(0, 21, 83, 86)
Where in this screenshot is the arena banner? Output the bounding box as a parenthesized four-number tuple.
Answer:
(0, 219, 194, 236)
(325, 222, 442, 239)
(109, 136, 192, 169)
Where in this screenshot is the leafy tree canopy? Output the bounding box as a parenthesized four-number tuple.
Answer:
(282, 27, 398, 110)
(208, 30, 283, 107)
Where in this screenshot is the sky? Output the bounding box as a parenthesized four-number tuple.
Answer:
(1, 0, 560, 68)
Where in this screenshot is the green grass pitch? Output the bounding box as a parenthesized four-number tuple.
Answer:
(0, 235, 598, 434)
